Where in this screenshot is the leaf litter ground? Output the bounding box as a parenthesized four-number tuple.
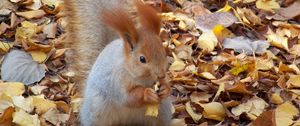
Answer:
(1, 0, 300, 125)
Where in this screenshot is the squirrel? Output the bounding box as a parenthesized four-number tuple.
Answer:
(64, 0, 172, 126)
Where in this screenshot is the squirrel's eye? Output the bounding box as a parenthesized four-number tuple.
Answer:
(139, 56, 146, 63)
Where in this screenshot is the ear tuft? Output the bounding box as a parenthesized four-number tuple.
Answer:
(101, 8, 138, 50)
(135, 0, 161, 35)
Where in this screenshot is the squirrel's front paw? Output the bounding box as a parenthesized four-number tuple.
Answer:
(144, 88, 160, 104)
(158, 83, 171, 99)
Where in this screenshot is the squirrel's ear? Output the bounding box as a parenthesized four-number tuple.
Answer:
(102, 9, 138, 51)
(135, 0, 161, 35)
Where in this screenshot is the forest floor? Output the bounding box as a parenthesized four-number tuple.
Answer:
(1, 0, 300, 126)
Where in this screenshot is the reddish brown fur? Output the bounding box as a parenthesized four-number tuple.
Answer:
(102, 8, 138, 55)
(136, 0, 162, 35)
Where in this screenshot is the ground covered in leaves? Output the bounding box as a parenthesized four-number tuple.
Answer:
(1, 0, 300, 125)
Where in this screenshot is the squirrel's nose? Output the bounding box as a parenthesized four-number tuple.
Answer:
(157, 74, 165, 79)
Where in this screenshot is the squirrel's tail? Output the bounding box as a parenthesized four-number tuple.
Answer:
(64, 0, 131, 92)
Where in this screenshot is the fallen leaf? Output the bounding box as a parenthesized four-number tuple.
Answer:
(236, 7, 262, 25)
(266, 33, 289, 51)
(212, 24, 235, 42)
(26, 0, 42, 10)
(169, 52, 186, 71)
(0, 22, 10, 35)
(28, 50, 47, 63)
(290, 44, 300, 56)
(12, 96, 33, 112)
(195, 12, 238, 32)
(199, 102, 226, 121)
(198, 72, 216, 80)
(256, 0, 280, 13)
(217, 2, 232, 12)
(43, 23, 57, 38)
(170, 118, 186, 126)
(197, 31, 218, 52)
(231, 96, 268, 117)
(270, 1, 300, 20)
(271, 93, 284, 105)
(70, 98, 82, 113)
(229, 62, 249, 76)
(0, 41, 14, 53)
(12, 109, 40, 126)
(275, 102, 299, 126)
(212, 83, 225, 101)
(1, 50, 46, 85)
(256, 57, 274, 70)
(252, 110, 276, 126)
(185, 101, 202, 123)
(41, 108, 69, 125)
(31, 95, 56, 115)
(286, 75, 300, 88)
(0, 107, 14, 125)
(223, 36, 270, 55)
(190, 92, 213, 103)
(16, 10, 46, 19)
(29, 85, 48, 95)
(0, 82, 25, 97)
(226, 82, 252, 95)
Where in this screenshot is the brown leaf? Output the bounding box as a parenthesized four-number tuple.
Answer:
(226, 82, 252, 95)
(252, 110, 275, 126)
(16, 10, 46, 19)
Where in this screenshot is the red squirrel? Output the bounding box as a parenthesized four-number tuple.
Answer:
(64, 0, 172, 125)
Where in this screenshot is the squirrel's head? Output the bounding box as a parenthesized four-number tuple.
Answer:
(102, 0, 167, 85)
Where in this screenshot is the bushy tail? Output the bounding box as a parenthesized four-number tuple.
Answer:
(64, 0, 131, 94)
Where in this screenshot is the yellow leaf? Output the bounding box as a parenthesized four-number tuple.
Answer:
(287, 75, 300, 88)
(12, 96, 34, 112)
(145, 82, 160, 117)
(0, 41, 14, 53)
(41, 108, 69, 125)
(271, 93, 284, 105)
(70, 97, 82, 113)
(169, 52, 186, 71)
(231, 96, 268, 117)
(12, 109, 40, 126)
(199, 102, 226, 121)
(213, 25, 235, 42)
(229, 63, 249, 76)
(0, 100, 13, 114)
(0, 82, 25, 97)
(198, 31, 218, 52)
(185, 101, 202, 122)
(256, 0, 280, 13)
(212, 83, 225, 101)
(15, 21, 39, 41)
(217, 1, 232, 12)
(256, 58, 274, 70)
(29, 85, 48, 95)
(267, 33, 289, 51)
(28, 51, 47, 63)
(199, 72, 216, 80)
(178, 20, 187, 31)
(31, 96, 56, 115)
(145, 104, 159, 117)
(275, 102, 299, 126)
